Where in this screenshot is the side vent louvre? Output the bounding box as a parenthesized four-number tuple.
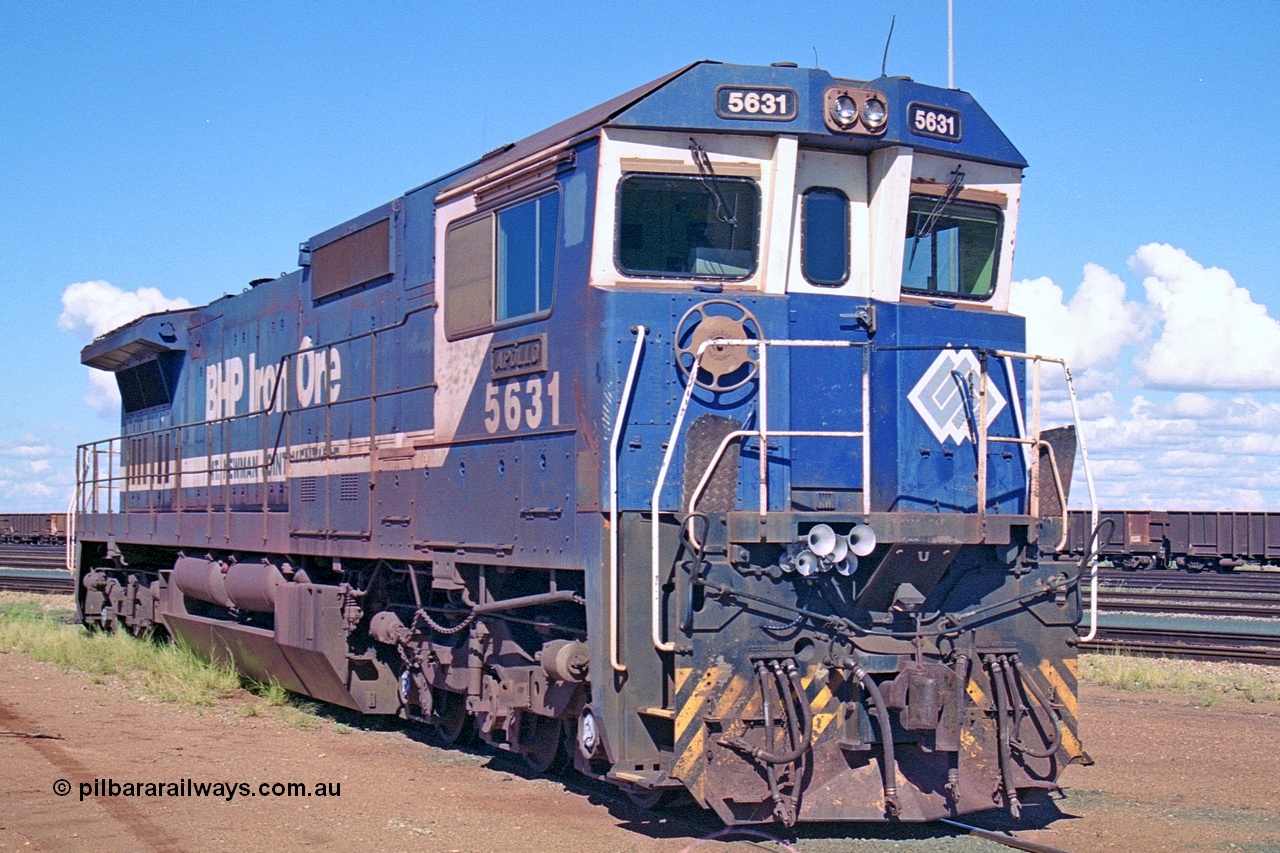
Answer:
(339, 474, 360, 502)
(299, 477, 317, 503)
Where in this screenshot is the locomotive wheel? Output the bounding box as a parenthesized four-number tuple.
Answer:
(520, 715, 569, 775)
(429, 689, 472, 746)
(625, 786, 677, 810)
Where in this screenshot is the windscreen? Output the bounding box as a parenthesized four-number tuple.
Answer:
(616, 174, 760, 280)
(901, 197, 1001, 299)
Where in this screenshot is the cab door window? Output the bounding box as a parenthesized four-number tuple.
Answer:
(800, 187, 850, 286)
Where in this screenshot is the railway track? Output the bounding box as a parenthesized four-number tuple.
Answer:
(1086, 587, 1280, 619)
(0, 544, 68, 572)
(0, 570, 74, 595)
(1081, 578, 1280, 663)
(1094, 566, 1280, 595)
(1079, 615, 1280, 664)
(0, 546, 73, 595)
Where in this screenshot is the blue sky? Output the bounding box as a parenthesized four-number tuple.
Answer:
(2, 1, 1279, 511)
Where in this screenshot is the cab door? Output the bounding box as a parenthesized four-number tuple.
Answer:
(785, 150, 871, 505)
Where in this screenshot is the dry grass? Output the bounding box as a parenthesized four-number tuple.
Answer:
(1080, 652, 1280, 704)
(0, 593, 318, 723)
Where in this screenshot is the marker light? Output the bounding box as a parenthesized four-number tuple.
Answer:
(831, 95, 858, 128)
(861, 97, 888, 130)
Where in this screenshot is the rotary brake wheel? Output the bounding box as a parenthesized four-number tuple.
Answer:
(674, 300, 761, 392)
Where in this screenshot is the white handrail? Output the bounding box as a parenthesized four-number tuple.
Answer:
(992, 350, 1099, 640)
(650, 337, 868, 654)
(609, 326, 647, 672)
(1064, 364, 1101, 642)
(65, 486, 79, 574)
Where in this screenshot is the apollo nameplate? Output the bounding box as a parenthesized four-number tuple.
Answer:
(490, 333, 547, 379)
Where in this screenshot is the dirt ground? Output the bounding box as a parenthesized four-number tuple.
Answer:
(2, 649, 1279, 853)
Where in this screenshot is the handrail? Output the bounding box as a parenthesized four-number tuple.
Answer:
(74, 305, 433, 518)
(65, 484, 79, 573)
(650, 336, 869, 653)
(649, 341, 1095, 653)
(986, 435, 1069, 550)
(609, 326, 647, 673)
(991, 350, 1099, 641)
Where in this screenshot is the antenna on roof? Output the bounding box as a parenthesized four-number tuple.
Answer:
(948, 0, 955, 88)
(881, 15, 895, 77)
(812, 46, 820, 69)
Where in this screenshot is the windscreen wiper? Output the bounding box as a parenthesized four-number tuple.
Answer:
(907, 165, 966, 269)
(689, 137, 739, 229)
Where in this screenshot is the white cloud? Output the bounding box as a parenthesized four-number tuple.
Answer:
(1155, 449, 1224, 471)
(57, 280, 191, 420)
(1009, 263, 1140, 369)
(1169, 392, 1216, 419)
(1078, 395, 1199, 453)
(1005, 245, 1280, 509)
(1010, 245, 1280, 394)
(84, 369, 121, 418)
(1132, 243, 1280, 390)
(0, 438, 71, 510)
(1041, 390, 1116, 422)
(58, 280, 191, 341)
(1224, 432, 1280, 455)
(1218, 397, 1280, 432)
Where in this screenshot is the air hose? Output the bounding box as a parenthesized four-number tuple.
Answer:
(988, 656, 1022, 820)
(846, 660, 900, 818)
(729, 660, 812, 765)
(1009, 655, 1062, 759)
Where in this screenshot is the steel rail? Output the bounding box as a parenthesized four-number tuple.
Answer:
(938, 819, 1073, 853)
(0, 573, 74, 595)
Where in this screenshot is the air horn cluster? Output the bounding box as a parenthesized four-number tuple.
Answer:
(784, 523, 877, 577)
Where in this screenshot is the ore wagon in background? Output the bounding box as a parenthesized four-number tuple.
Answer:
(0, 512, 68, 545)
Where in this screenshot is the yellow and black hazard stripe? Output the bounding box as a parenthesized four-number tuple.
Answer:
(668, 659, 850, 804)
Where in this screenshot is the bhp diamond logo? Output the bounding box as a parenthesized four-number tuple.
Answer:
(907, 348, 1006, 445)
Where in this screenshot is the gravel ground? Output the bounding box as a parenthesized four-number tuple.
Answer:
(2, 649, 1279, 853)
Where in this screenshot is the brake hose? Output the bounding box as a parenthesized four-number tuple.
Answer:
(847, 660, 899, 818)
(730, 661, 812, 765)
(988, 656, 1022, 820)
(1009, 655, 1063, 759)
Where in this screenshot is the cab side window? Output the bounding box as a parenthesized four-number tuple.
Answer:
(497, 193, 559, 321)
(444, 189, 560, 340)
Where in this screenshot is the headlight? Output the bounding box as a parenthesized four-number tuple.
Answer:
(823, 86, 889, 136)
(831, 95, 858, 128)
(861, 97, 888, 130)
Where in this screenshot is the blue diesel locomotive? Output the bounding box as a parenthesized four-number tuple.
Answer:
(74, 60, 1089, 825)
